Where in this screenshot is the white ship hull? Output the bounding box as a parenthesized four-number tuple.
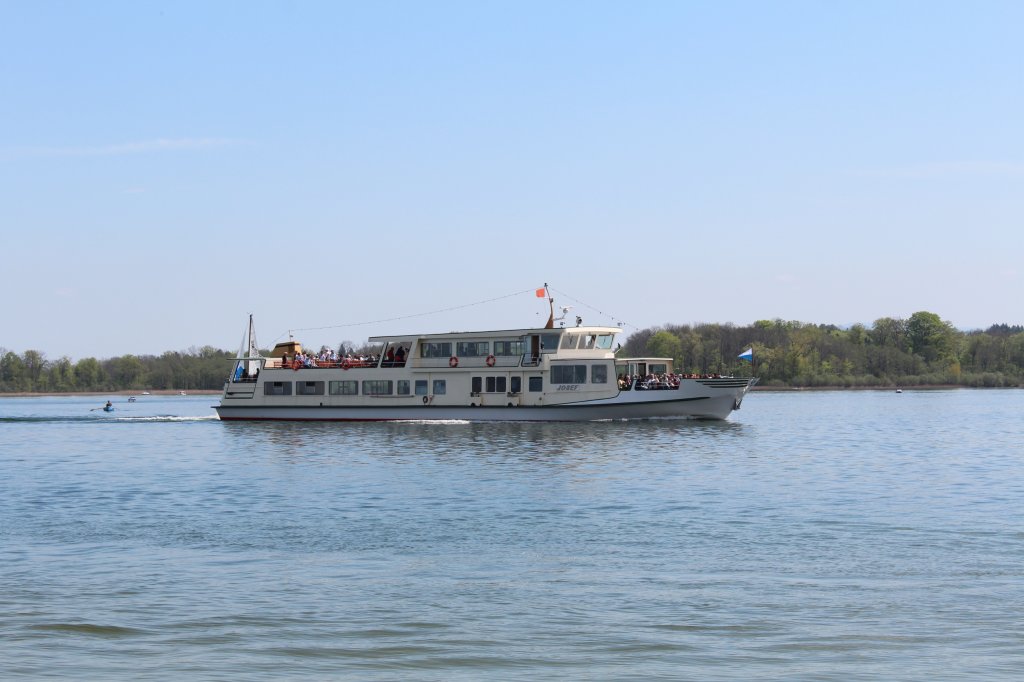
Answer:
(215, 316, 756, 422)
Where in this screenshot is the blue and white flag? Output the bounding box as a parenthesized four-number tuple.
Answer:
(738, 347, 753, 361)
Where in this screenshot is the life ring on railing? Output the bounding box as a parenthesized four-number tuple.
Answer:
(341, 359, 351, 370)
(292, 361, 300, 371)
(485, 354, 496, 367)
(449, 356, 459, 368)
(422, 396, 429, 404)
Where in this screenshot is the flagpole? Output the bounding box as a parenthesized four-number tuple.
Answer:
(544, 282, 554, 329)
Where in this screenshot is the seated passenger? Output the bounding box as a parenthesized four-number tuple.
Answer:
(395, 346, 406, 364)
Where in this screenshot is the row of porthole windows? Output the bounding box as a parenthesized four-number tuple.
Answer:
(264, 377, 550, 397)
(264, 380, 448, 397)
(421, 341, 530, 358)
(265, 366, 605, 397)
(414, 334, 617, 360)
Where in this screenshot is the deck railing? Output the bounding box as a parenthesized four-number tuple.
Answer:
(271, 359, 392, 370)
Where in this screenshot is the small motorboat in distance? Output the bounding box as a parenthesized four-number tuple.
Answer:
(128, 396, 137, 402)
(102, 400, 114, 412)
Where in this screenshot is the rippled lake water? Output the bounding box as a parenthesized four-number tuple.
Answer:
(2, 390, 1022, 680)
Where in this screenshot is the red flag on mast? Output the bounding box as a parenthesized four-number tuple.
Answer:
(535, 287, 546, 298)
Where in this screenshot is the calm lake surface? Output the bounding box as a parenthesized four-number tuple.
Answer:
(1, 390, 1022, 680)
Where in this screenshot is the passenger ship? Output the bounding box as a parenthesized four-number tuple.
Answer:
(215, 299, 757, 422)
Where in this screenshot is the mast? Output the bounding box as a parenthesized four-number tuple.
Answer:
(543, 283, 554, 329)
(247, 313, 258, 357)
(245, 314, 261, 376)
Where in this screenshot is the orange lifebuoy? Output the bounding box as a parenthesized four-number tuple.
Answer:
(449, 356, 459, 368)
(341, 359, 351, 370)
(292, 361, 300, 371)
(485, 354, 496, 367)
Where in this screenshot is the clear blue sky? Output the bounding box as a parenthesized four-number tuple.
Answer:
(3, 1, 1022, 360)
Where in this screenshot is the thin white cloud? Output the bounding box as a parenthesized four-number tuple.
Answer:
(11, 137, 249, 158)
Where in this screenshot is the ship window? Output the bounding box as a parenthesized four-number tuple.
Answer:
(552, 365, 587, 384)
(540, 334, 560, 353)
(456, 341, 489, 357)
(397, 380, 410, 395)
(650, 363, 669, 374)
(583, 334, 597, 349)
(433, 379, 446, 395)
(420, 342, 452, 358)
(471, 376, 482, 393)
(362, 380, 393, 395)
(494, 340, 524, 356)
(591, 364, 608, 384)
(296, 381, 325, 395)
(529, 376, 543, 392)
(485, 376, 507, 393)
(510, 376, 522, 393)
(415, 380, 428, 396)
(596, 334, 614, 349)
(560, 334, 579, 349)
(264, 381, 292, 396)
(329, 380, 358, 395)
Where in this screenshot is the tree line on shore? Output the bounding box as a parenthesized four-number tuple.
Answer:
(620, 311, 1024, 387)
(0, 346, 236, 393)
(2, 311, 1023, 393)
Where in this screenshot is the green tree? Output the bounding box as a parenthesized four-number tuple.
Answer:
(48, 356, 75, 391)
(647, 330, 683, 365)
(906, 311, 957, 364)
(22, 350, 47, 390)
(871, 317, 908, 352)
(1, 351, 28, 391)
(106, 355, 146, 388)
(74, 357, 102, 390)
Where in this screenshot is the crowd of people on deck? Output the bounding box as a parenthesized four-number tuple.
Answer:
(617, 372, 724, 390)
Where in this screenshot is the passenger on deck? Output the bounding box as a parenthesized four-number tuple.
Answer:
(385, 347, 395, 366)
(395, 346, 406, 365)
